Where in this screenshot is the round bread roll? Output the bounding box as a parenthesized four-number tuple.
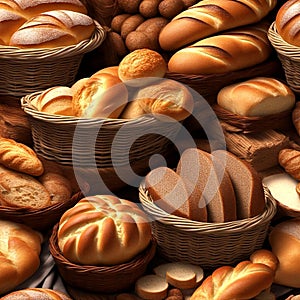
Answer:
(72, 72, 128, 118)
(217, 77, 296, 117)
(269, 218, 300, 287)
(276, 0, 300, 47)
(118, 48, 167, 85)
(9, 10, 96, 48)
(1, 288, 72, 300)
(57, 195, 152, 265)
(0, 220, 43, 294)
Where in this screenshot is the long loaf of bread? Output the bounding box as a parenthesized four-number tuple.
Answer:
(159, 0, 277, 50)
(167, 22, 273, 75)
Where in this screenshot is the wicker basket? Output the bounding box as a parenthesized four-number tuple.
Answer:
(0, 192, 82, 232)
(0, 21, 106, 98)
(139, 185, 277, 269)
(268, 22, 300, 94)
(49, 224, 156, 293)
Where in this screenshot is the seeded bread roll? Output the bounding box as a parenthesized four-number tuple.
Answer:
(276, 0, 300, 47)
(217, 77, 295, 117)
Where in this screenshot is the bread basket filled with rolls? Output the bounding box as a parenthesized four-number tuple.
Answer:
(49, 194, 157, 293)
(21, 49, 193, 192)
(0, 136, 83, 232)
(0, 0, 106, 98)
(268, 0, 300, 94)
(139, 148, 277, 269)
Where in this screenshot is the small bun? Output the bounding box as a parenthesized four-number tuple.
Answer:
(118, 48, 167, 84)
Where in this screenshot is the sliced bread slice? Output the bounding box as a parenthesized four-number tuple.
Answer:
(177, 148, 236, 222)
(135, 274, 168, 300)
(145, 166, 190, 218)
(212, 149, 265, 219)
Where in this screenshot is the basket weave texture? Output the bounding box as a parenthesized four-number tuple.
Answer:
(0, 192, 82, 232)
(268, 22, 300, 94)
(139, 185, 277, 269)
(0, 21, 105, 97)
(49, 224, 156, 293)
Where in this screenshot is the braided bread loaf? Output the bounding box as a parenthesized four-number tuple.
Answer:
(1, 288, 71, 300)
(159, 0, 277, 50)
(57, 195, 152, 265)
(278, 148, 300, 181)
(0, 220, 43, 295)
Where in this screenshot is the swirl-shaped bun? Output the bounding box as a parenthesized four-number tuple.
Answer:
(57, 195, 152, 265)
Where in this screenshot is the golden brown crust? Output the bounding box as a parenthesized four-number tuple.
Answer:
(278, 148, 300, 181)
(0, 220, 42, 295)
(57, 195, 152, 265)
(0, 137, 44, 176)
(249, 249, 279, 273)
(292, 101, 300, 135)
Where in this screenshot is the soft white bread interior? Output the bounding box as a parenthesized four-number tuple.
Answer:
(9, 10, 96, 48)
(158, 0, 277, 50)
(167, 22, 272, 75)
(269, 218, 300, 288)
(217, 77, 296, 117)
(57, 195, 152, 265)
(0, 220, 43, 295)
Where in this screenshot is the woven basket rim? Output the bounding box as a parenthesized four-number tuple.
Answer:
(49, 223, 157, 272)
(0, 20, 105, 60)
(268, 22, 300, 59)
(139, 184, 277, 233)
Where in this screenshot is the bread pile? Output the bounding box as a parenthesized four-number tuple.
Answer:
(57, 195, 152, 265)
(145, 148, 266, 222)
(0, 0, 96, 48)
(0, 137, 72, 209)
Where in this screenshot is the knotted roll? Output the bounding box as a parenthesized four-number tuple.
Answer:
(57, 195, 152, 265)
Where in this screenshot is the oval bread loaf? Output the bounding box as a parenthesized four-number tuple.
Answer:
(57, 195, 152, 265)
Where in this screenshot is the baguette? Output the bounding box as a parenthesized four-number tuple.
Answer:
(167, 22, 273, 74)
(159, 0, 277, 51)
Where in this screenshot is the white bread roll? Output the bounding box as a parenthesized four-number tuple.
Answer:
(57, 195, 152, 265)
(269, 218, 300, 287)
(167, 22, 272, 75)
(159, 0, 277, 51)
(0, 220, 43, 294)
(276, 0, 300, 47)
(190, 260, 274, 300)
(9, 10, 96, 48)
(72, 72, 128, 118)
(217, 77, 296, 117)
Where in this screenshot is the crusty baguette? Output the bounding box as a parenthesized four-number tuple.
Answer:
(0, 165, 51, 209)
(176, 148, 236, 222)
(0, 137, 44, 176)
(190, 261, 274, 300)
(167, 22, 272, 75)
(159, 0, 277, 50)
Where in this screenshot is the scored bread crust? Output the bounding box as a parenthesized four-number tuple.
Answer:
(57, 195, 152, 265)
(0, 220, 43, 295)
(0, 136, 44, 176)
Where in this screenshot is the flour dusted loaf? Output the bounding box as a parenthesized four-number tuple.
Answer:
(0, 220, 43, 295)
(57, 195, 152, 265)
(9, 9, 96, 48)
(217, 77, 296, 117)
(159, 0, 277, 51)
(0, 137, 44, 176)
(1, 288, 72, 299)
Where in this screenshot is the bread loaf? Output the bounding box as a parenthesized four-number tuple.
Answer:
(159, 0, 277, 50)
(278, 148, 300, 181)
(0, 165, 51, 209)
(292, 101, 300, 135)
(0, 136, 44, 176)
(72, 72, 128, 118)
(57, 195, 152, 265)
(190, 261, 274, 300)
(217, 77, 295, 117)
(0, 220, 43, 294)
(134, 79, 194, 121)
(1, 288, 72, 300)
(9, 10, 96, 48)
(167, 22, 273, 74)
(275, 0, 300, 47)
